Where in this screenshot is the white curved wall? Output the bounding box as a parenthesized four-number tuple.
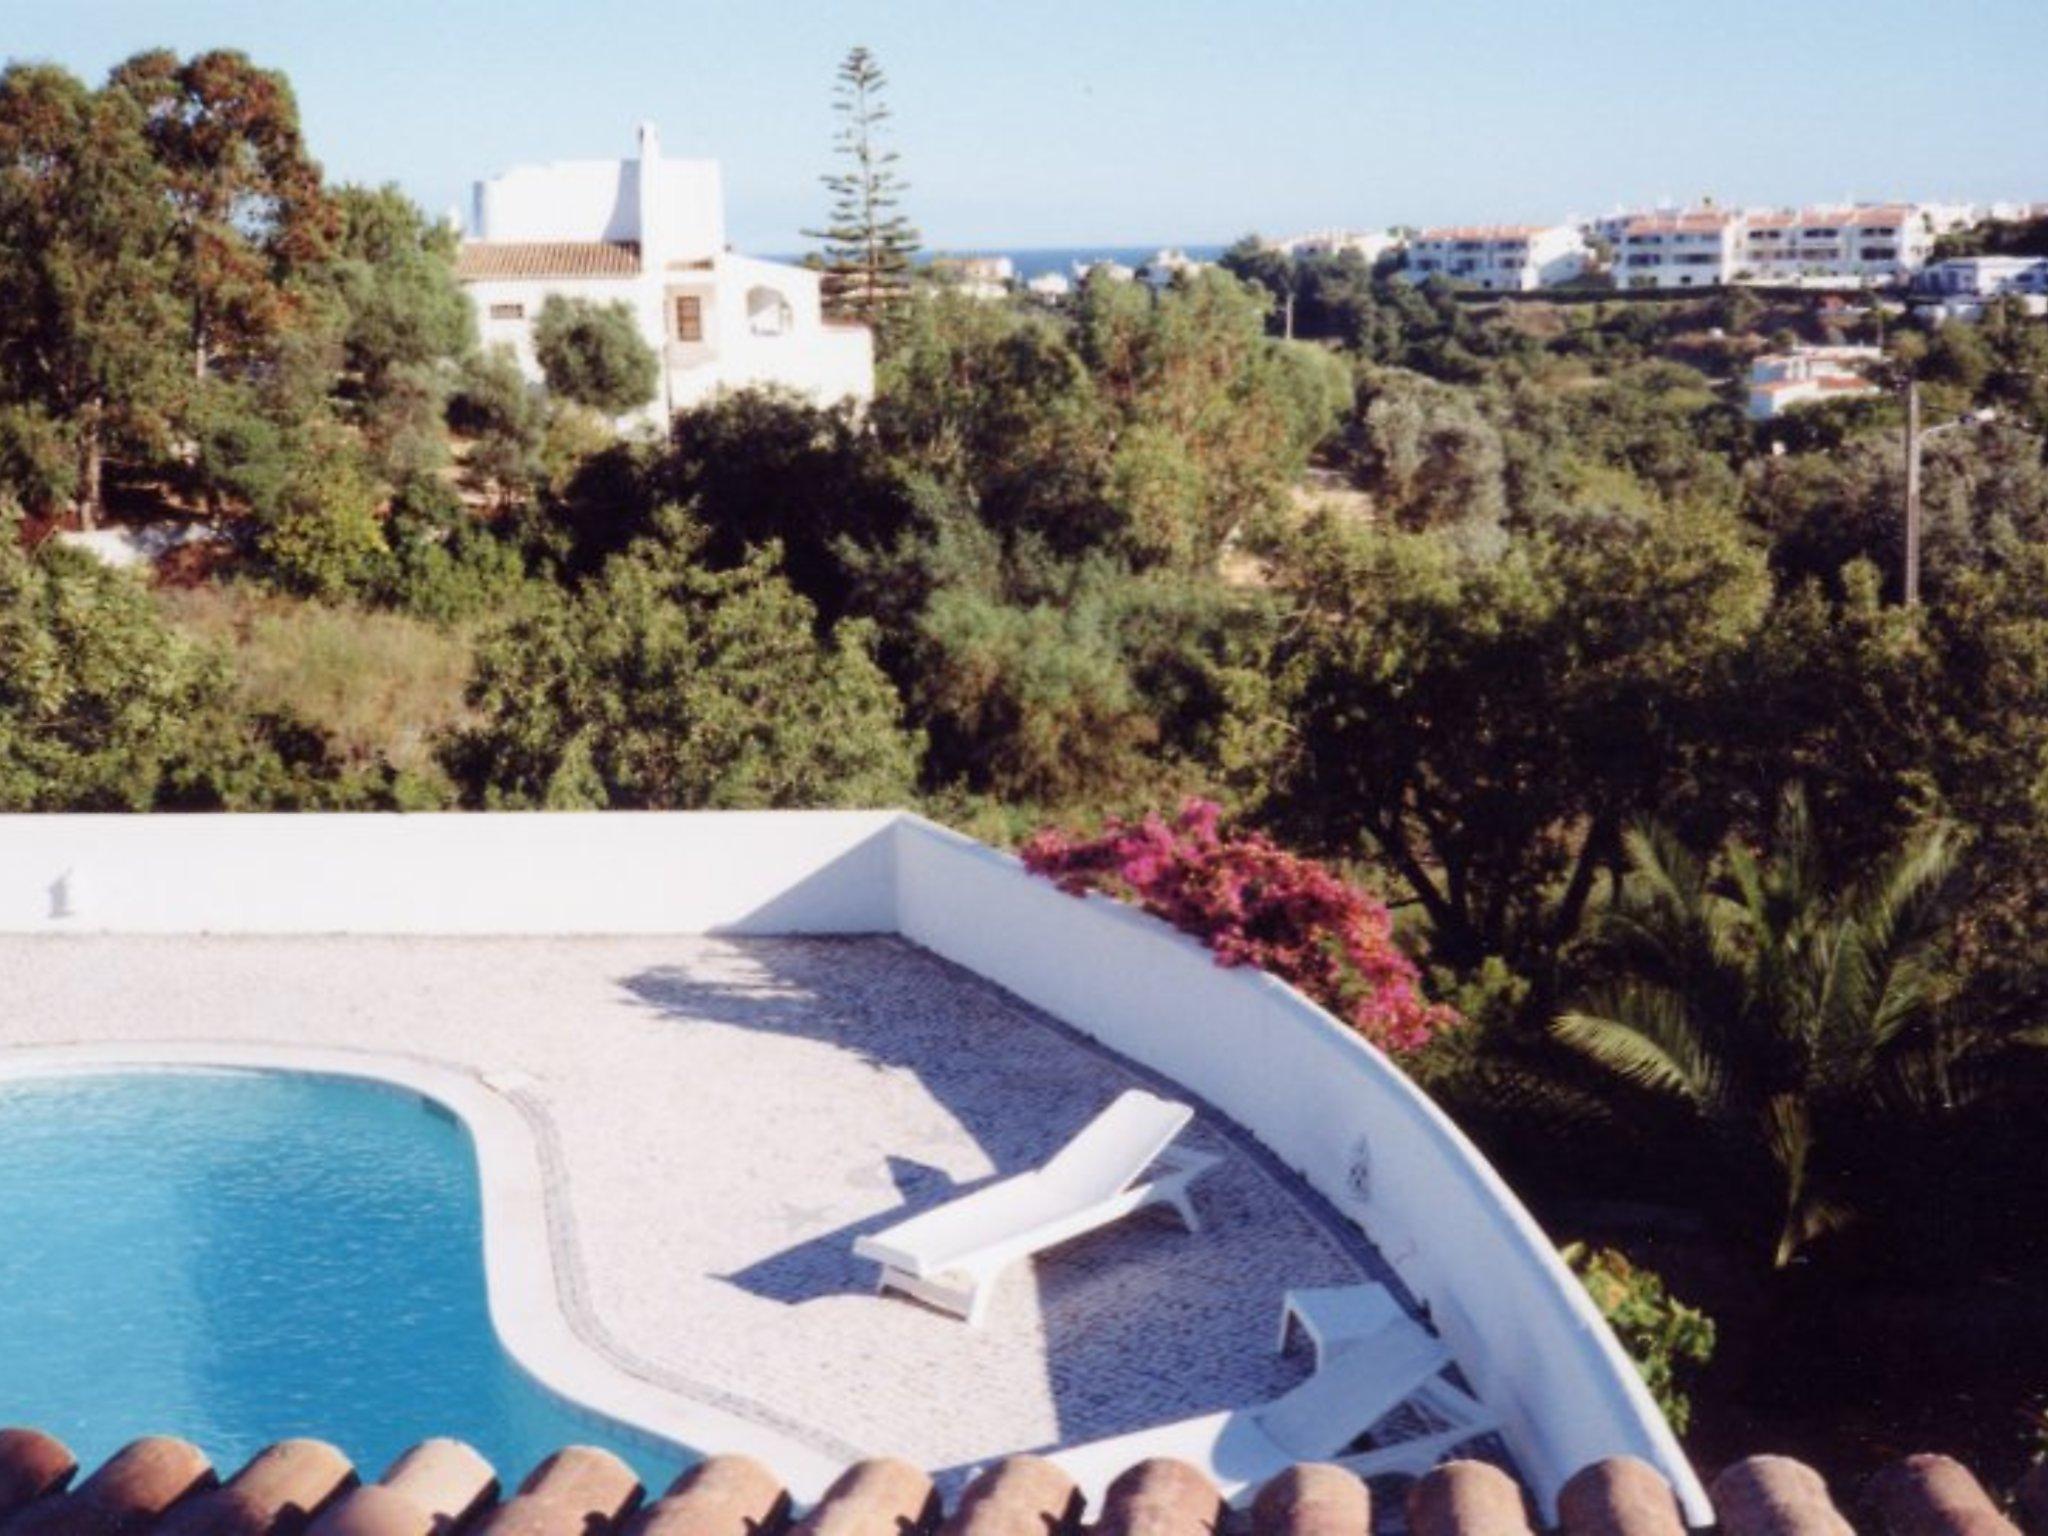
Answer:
(0, 810, 1706, 1519)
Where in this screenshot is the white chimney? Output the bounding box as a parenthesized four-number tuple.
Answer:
(636, 121, 663, 273)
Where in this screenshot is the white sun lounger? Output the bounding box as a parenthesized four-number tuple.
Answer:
(1050, 1302, 1499, 1508)
(852, 1089, 1219, 1326)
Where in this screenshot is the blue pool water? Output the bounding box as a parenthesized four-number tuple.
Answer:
(0, 1071, 688, 1485)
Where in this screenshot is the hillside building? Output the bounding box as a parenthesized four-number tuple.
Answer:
(454, 124, 872, 420)
(1400, 225, 1589, 291)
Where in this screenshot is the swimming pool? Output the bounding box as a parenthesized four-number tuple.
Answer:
(0, 1070, 687, 1484)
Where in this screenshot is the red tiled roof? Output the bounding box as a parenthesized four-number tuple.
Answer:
(455, 241, 641, 281)
(3, 1426, 2043, 1536)
(1416, 224, 1547, 242)
(1624, 213, 1733, 235)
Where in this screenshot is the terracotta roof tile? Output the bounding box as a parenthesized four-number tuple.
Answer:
(455, 241, 642, 281)
(5, 1426, 2042, 1536)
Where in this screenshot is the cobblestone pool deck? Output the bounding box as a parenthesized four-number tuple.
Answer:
(0, 934, 1390, 1480)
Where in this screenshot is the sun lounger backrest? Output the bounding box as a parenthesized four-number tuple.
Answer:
(1252, 1324, 1451, 1459)
(1037, 1090, 1194, 1204)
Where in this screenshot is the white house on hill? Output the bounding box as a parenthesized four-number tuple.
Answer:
(455, 124, 873, 419)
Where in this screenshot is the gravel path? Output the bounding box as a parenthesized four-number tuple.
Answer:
(0, 934, 1385, 1479)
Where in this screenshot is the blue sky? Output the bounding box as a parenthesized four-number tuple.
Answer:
(9, 0, 2046, 251)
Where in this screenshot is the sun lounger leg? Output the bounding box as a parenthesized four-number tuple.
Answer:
(876, 1265, 988, 1324)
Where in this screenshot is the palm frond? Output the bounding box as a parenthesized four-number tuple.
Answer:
(1555, 985, 1722, 1106)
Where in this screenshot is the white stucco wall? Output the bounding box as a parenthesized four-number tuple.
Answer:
(475, 155, 724, 260)
(0, 813, 899, 935)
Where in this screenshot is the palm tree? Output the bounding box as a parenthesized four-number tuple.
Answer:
(1554, 786, 1968, 1268)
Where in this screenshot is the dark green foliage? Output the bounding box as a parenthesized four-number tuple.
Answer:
(1555, 789, 1984, 1267)
(531, 295, 659, 416)
(447, 509, 920, 810)
(1269, 501, 1772, 986)
(323, 183, 473, 390)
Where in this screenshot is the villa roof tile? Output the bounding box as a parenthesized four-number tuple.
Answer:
(454, 241, 642, 281)
(0, 1431, 2032, 1536)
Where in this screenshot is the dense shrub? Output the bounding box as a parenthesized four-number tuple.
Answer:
(1562, 1243, 1716, 1433)
(1020, 798, 1456, 1053)
(447, 509, 921, 810)
(532, 295, 658, 416)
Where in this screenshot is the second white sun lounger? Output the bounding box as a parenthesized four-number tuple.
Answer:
(852, 1088, 1218, 1326)
(1050, 1306, 1498, 1508)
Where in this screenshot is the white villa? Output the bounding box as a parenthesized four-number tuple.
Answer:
(455, 124, 873, 420)
(1745, 345, 1884, 420)
(1400, 225, 1589, 292)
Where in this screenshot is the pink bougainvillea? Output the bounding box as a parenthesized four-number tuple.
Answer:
(1019, 799, 1459, 1055)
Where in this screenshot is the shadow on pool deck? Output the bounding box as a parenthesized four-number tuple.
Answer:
(719, 1156, 981, 1306)
(614, 937, 1375, 1461)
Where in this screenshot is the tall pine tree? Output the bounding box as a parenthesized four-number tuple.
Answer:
(807, 47, 920, 335)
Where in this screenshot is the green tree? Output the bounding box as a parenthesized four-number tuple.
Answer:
(323, 183, 473, 390)
(1555, 788, 1978, 1267)
(0, 64, 182, 526)
(1340, 367, 1509, 535)
(1075, 271, 1347, 566)
(1271, 502, 1771, 992)
(449, 346, 547, 507)
(1217, 235, 1299, 336)
(807, 47, 920, 333)
(0, 508, 245, 807)
(108, 49, 336, 380)
(449, 509, 919, 809)
(531, 295, 659, 416)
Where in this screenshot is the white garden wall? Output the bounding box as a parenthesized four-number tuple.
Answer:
(0, 812, 897, 935)
(0, 810, 1705, 1519)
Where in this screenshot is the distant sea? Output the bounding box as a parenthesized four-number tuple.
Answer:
(769, 245, 1227, 280)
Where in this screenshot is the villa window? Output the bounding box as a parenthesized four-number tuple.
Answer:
(488, 302, 524, 321)
(747, 286, 794, 337)
(673, 295, 704, 343)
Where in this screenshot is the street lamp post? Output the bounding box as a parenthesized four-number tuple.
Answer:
(1903, 382, 1922, 608)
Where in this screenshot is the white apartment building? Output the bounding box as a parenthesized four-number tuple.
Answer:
(1737, 205, 1934, 285)
(1614, 211, 1744, 288)
(455, 124, 873, 420)
(1912, 256, 2048, 321)
(1917, 256, 2048, 298)
(1401, 225, 1589, 291)
(1278, 228, 1401, 264)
